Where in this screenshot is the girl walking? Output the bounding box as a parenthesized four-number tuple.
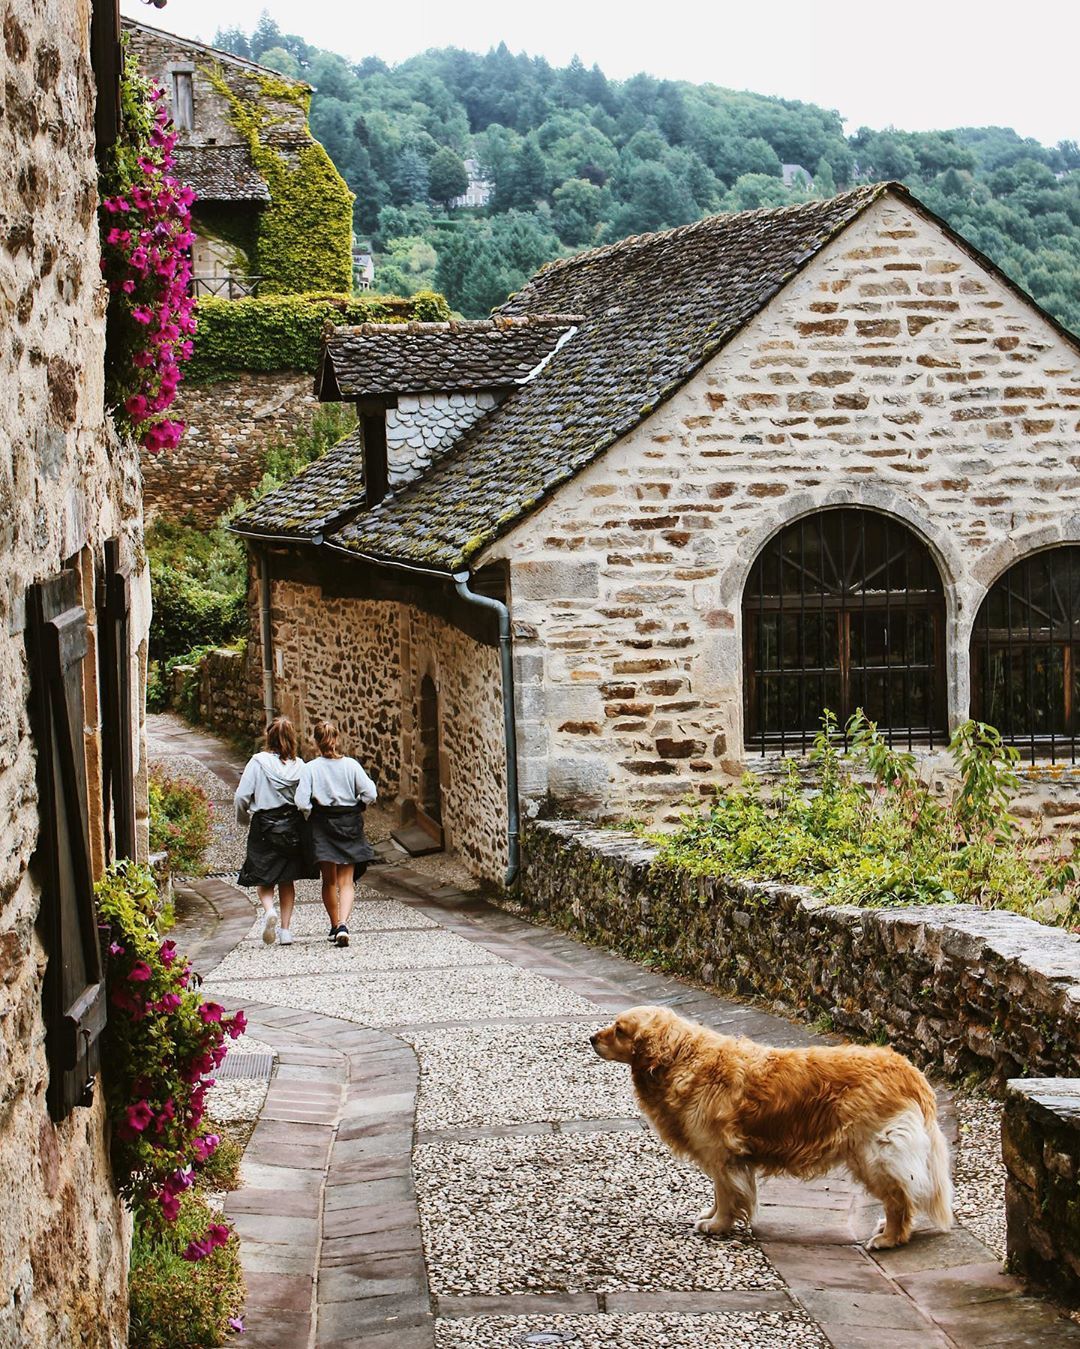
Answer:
(296, 720, 377, 948)
(235, 716, 308, 945)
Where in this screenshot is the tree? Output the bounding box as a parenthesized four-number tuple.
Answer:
(552, 177, 605, 246)
(393, 146, 431, 205)
(428, 147, 469, 210)
(250, 11, 284, 60)
(258, 47, 301, 79)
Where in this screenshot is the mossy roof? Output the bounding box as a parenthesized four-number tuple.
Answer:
(237, 184, 893, 563)
(315, 315, 583, 398)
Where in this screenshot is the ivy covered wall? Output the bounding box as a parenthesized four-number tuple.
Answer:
(204, 64, 354, 294)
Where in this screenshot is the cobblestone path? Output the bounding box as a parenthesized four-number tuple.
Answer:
(151, 714, 1080, 1349)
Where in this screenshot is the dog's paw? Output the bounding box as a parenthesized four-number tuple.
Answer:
(865, 1232, 898, 1251)
(694, 1217, 732, 1237)
(695, 1205, 717, 1223)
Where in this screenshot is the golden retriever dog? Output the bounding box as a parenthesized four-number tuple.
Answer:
(591, 1005, 952, 1249)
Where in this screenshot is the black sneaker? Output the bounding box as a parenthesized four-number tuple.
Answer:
(335, 925, 350, 948)
(327, 925, 339, 942)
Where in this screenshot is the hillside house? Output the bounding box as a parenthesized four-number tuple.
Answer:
(234, 184, 1080, 886)
(1, 0, 151, 1339)
(125, 20, 350, 297)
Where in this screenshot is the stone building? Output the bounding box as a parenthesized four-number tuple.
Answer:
(235, 183, 1080, 886)
(124, 19, 350, 297)
(2, 0, 151, 1340)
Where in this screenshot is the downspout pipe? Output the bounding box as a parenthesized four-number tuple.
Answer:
(452, 571, 520, 889)
(259, 548, 275, 728)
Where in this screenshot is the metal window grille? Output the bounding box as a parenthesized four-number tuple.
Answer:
(742, 508, 947, 754)
(970, 545, 1080, 765)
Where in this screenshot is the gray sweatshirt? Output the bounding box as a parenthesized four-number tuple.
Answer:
(296, 756, 377, 818)
(234, 752, 304, 826)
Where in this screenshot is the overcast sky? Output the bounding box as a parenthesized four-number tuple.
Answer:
(121, 0, 1080, 146)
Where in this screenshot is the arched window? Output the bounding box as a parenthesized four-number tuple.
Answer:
(970, 546, 1080, 763)
(743, 508, 946, 752)
(419, 674, 442, 823)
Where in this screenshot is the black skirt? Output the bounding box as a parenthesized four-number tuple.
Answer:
(238, 805, 314, 887)
(307, 803, 375, 876)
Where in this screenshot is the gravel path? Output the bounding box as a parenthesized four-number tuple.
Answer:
(436, 1311, 829, 1348)
(952, 1090, 1007, 1258)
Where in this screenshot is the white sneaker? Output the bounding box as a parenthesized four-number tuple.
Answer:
(262, 911, 278, 945)
(277, 928, 294, 945)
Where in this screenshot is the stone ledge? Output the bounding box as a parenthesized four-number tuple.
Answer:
(522, 820, 1080, 1083)
(1003, 1079, 1080, 1299)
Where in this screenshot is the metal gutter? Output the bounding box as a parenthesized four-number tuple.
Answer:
(452, 571, 520, 889)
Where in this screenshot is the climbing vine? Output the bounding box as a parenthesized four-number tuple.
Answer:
(203, 63, 353, 294)
(99, 48, 196, 452)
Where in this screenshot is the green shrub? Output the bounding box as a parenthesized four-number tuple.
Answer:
(409, 288, 453, 322)
(195, 1129, 244, 1194)
(654, 713, 1079, 929)
(147, 518, 247, 664)
(186, 291, 441, 383)
(149, 771, 212, 876)
(128, 1191, 245, 1349)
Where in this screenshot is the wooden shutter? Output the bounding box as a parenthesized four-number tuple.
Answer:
(28, 570, 105, 1120)
(98, 539, 136, 862)
(89, 0, 122, 156)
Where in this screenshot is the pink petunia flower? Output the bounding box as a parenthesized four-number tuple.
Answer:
(125, 1100, 154, 1133)
(128, 960, 152, 982)
(197, 1002, 224, 1025)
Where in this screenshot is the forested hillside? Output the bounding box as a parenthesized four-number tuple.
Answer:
(214, 16, 1080, 326)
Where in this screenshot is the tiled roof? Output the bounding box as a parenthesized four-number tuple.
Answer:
(315, 316, 583, 398)
(173, 145, 270, 202)
(236, 185, 891, 563)
(239, 428, 366, 540)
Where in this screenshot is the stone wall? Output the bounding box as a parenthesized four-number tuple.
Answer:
(521, 822, 1080, 1084)
(1003, 1079, 1080, 1296)
(2, 0, 151, 1341)
(265, 571, 508, 884)
(399, 608, 507, 879)
(485, 193, 1080, 826)
(386, 391, 500, 488)
(142, 371, 320, 525)
(197, 647, 262, 748)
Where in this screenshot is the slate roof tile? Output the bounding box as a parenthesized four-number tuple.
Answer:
(240, 428, 366, 539)
(315, 315, 583, 398)
(236, 185, 892, 561)
(173, 145, 270, 202)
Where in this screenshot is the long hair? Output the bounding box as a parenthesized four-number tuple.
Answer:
(265, 716, 297, 761)
(313, 719, 342, 759)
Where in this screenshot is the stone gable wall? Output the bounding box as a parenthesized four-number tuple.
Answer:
(125, 24, 309, 148)
(2, 1, 151, 1341)
(265, 575, 507, 883)
(142, 372, 320, 525)
(387, 391, 500, 488)
(486, 194, 1080, 825)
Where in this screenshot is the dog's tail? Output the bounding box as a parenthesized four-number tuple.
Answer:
(923, 1115, 954, 1232)
(871, 1104, 953, 1231)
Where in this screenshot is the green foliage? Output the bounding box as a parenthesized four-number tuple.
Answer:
(147, 521, 247, 665)
(203, 62, 353, 293)
(214, 23, 1080, 329)
(187, 293, 396, 382)
(428, 145, 469, 207)
(148, 771, 212, 876)
(128, 1191, 245, 1349)
(654, 712, 1079, 928)
(409, 288, 453, 322)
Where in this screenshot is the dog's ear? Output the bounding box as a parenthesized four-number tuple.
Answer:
(627, 1010, 667, 1074)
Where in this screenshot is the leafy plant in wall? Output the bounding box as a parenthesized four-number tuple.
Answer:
(99, 49, 197, 452)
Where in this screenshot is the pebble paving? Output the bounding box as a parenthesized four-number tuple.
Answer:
(403, 1021, 636, 1131)
(434, 1311, 830, 1348)
(416, 1130, 780, 1295)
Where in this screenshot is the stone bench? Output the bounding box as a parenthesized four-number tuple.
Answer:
(1003, 1078, 1080, 1296)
